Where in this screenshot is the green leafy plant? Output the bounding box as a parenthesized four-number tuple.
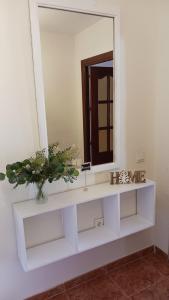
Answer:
(0, 173, 5, 181)
(0, 144, 79, 201)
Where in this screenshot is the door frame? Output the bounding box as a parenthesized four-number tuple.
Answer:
(81, 51, 113, 163)
(29, 0, 122, 172)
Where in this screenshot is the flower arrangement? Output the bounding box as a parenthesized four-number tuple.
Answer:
(0, 144, 79, 202)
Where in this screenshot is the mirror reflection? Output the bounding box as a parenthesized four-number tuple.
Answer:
(38, 7, 114, 166)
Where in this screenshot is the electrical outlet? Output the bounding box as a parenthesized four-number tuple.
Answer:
(136, 151, 145, 164)
(94, 218, 104, 228)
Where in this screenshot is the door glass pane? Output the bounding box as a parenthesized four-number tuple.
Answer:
(99, 130, 107, 152)
(98, 76, 107, 101)
(110, 103, 113, 126)
(110, 76, 113, 100)
(98, 104, 107, 127)
(110, 129, 113, 151)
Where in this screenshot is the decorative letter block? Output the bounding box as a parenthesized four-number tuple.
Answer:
(110, 170, 146, 185)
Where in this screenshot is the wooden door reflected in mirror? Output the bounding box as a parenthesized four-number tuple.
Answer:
(81, 51, 113, 165)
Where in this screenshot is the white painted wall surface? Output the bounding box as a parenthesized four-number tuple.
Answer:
(154, 0, 169, 253)
(40, 31, 77, 148)
(0, 0, 166, 299)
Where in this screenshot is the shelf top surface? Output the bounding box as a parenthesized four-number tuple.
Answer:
(13, 180, 155, 219)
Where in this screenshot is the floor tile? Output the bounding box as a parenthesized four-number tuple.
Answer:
(49, 294, 68, 300)
(132, 277, 169, 299)
(27, 295, 47, 300)
(108, 257, 163, 297)
(87, 276, 128, 299)
(67, 275, 128, 299)
(67, 282, 91, 300)
(65, 267, 105, 290)
(105, 252, 141, 273)
(138, 246, 154, 257)
(105, 247, 154, 273)
(143, 252, 169, 276)
(27, 285, 65, 300)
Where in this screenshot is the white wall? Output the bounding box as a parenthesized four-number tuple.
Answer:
(154, 0, 169, 253)
(40, 31, 78, 148)
(0, 0, 163, 299)
(115, 0, 157, 174)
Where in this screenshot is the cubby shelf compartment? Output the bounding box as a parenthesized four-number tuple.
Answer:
(78, 227, 118, 252)
(14, 205, 78, 271)
(120, 215, 153, 238)
(27, 238, 76, 271)
(13, 180, 155, 271)
(77, 195, 119, 252)
(120, 185, 155, 238)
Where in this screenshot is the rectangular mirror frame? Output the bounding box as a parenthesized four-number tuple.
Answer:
(29, 0, 121, 173)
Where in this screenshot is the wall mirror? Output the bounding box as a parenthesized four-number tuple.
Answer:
(30, 1, 121, 171)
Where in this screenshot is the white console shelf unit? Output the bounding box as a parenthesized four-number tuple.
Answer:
(13, 180, 155, 271)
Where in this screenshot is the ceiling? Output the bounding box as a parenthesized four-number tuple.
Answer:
(38, 7, 104, 35)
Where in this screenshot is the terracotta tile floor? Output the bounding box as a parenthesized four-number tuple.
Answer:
(29, 249, 169, 300)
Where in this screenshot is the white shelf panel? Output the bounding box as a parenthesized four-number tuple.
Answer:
(13, 180, 156, 271)
(120, 215, 153, 238)
(13, 180, 154, 219)
(78, 226, 118, 252)
(26, 238, 76, 271)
